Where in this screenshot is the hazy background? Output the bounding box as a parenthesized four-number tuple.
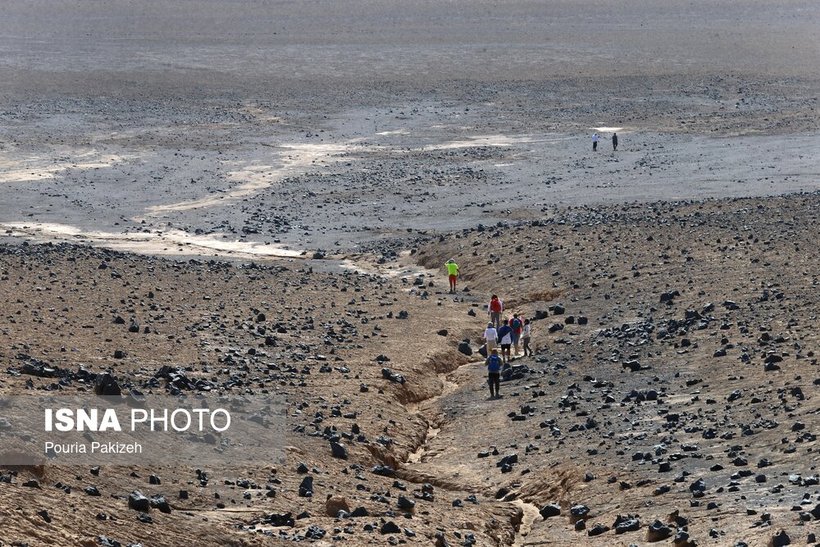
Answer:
(1, 0, 818, 94)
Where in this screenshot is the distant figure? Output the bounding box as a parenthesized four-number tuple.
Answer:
(612, 133, 618, 151)
(592, 133, 599, 151)
(486, 349, 502, 398)
(510, 314, 523, 356)
(496, 319, 513, 364)
(483, 322, 498, 354)
(522, 318, 533, 357)
(487, 295, 503, 328)
(445, 259, 459, 293)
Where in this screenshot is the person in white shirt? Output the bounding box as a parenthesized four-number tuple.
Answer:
(592, 133, 599, 151)
(483, 322, 498, 353)
(522, 318, 533, 357)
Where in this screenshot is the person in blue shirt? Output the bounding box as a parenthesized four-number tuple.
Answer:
(486, 348, 503, 398)
(496, 319, 513, 364)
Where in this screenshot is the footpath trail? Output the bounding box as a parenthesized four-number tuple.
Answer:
(389, 265, 551, 545)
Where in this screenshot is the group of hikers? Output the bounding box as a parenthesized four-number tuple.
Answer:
(591, 132, 617, 152)
(483, 295, 532, 398)
(443, 259, 532, 399)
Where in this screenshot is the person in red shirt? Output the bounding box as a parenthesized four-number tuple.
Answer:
(487, 295, 503, 329)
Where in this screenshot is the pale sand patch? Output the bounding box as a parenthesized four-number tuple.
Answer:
(0, 222, 305, 259)
(0, 151, 129, 183)
(421, 134, 535, 150)
(142, 142, 349, 215)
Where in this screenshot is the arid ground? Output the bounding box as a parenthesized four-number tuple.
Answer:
(0, 1, 818, 546)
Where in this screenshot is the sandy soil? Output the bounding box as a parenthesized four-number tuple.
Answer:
(0, 1, 818, 546)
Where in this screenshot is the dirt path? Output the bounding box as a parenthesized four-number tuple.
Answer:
(510, 500, 542, 547)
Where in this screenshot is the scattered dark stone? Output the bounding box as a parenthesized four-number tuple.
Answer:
(587, 524, 610, 536)
(371, 465, 395, 477)
(397, 496, 415, 511)
(660, 291, 679, 303)
(540, 503, 561, 519)
(771, 530, 790, 547)
(298, 476, 314, 497)
(646, 520, 672, 542)
(381, 368, 405, 384)
(330, 441, 348, 459)
(674, 530, 690, 544)
(136, 512, 152, 524)
(128, 491, 151, 512)
(689, 478, 706, 493)
(305, 524, 326, 539)
(150, 495, 172, 514)
(623, 360, 645, 372)
(457, 340, 473, 356)
(380, 521, 401, 534)
(351, 507, 369, 518)
(614, 516, 641, 534)
(264, 512, 294, 527)
(570, 504, 590, 522)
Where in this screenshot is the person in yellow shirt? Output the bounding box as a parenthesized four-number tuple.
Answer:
(445, 259, 460, 293)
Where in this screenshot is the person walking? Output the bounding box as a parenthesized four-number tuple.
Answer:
(445, 259, 460, 293)
(486, 348, 502, 399)
(612, 132, 618, 151)
(496, 319, 513, 364)
(522, 318, 533, 357)
(592, 133, 599, 151)
(487, 295, 503, 328)
(510, 314, 523, 356)
(483, 322, 498, 354)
